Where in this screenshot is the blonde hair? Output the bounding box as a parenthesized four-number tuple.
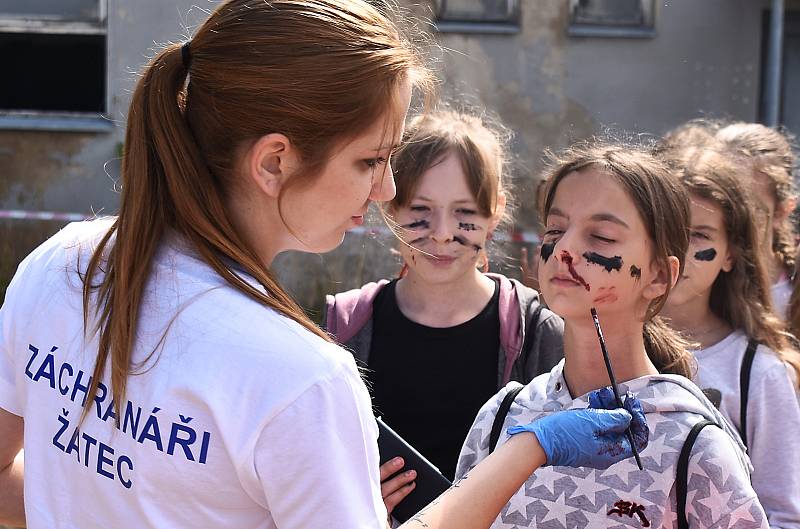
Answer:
(82, 0, 432, 422)
(716, 123, 797, 274)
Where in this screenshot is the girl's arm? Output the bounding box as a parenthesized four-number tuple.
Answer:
(400, 402, 647, 529)
(0, 409, 24, 526)
(400, 432, 544, 529)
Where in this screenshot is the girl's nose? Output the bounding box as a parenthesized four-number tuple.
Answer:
(429, 209, 454, 243)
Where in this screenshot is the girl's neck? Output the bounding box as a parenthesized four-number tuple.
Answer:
(562, 314, 658, 398)
(395, 267, 495, 327)
(661, 293, 732, 349)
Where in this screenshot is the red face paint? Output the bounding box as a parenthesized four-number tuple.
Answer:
(592, 286, 618, 304)
(560, 250, 591, 291)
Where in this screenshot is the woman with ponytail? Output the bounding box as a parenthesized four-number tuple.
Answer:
(0, 2, 648, 528)
(457, 139, 769, 528)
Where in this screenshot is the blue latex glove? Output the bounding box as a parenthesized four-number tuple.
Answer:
(507, 388, 649, 469)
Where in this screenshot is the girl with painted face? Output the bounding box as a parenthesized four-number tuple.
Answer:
(456, 140, 769, 529)
(661, 146, 800, 529)
(324, 109, 564, 507)
(0, 3, 648, 528)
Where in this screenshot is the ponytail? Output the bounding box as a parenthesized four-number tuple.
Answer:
(83, 42, 332, 424)
(81, 0, 432, 424)
(643, 317, 696, 379)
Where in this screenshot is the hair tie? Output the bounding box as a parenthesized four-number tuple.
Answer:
(181, 41, 192, 69)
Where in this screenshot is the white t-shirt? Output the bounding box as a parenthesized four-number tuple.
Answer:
(0, 220, 387, 529)
(694, 331, 800, 529)
(771, 276, 792, 321)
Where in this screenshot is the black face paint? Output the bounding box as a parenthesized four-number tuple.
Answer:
(694, 248, 717, 261)
(453, 235, 482, 252)
(630, 265, 641, 280)
(402, 219, 430, 230)
(540, 242, 555, 263)
(457, 222, 481, 232)
(583, 252, 623, 272)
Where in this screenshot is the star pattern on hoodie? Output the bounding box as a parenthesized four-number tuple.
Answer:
(455, 360, 769, 529)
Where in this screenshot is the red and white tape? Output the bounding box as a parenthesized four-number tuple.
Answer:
(346, 225, 540, 244)
(0, 210, 542, 244)
(0, 209, 89, 222)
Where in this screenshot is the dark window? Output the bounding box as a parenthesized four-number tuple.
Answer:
(0, 0, 106, 116)
(435, 0, 520, 24)
(568, 0, 655, 37)
(0, 32, 105, 113)
(0, 0, 99, 21)
(571, 0, 646, 26)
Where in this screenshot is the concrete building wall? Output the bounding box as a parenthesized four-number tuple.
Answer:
(0, 0, 779, 314)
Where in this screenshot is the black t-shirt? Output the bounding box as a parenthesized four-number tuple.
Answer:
(367, 279, 500, 480)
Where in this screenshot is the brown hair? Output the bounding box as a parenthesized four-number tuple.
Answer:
(390, 109, 511, 220)
(673, 147, 800, 386)
(81, 0, 432, 421)
(541, 140, 695, 378)
(715, 123, 797, 275)
(655, 118, 724, 159)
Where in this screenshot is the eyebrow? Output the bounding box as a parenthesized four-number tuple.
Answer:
(414, 196, 476, 205)
(372, 143, 401, 153)
(590, 213, 629, 229)
(692, 224, 719, 232)
(547, 208, 629, 229)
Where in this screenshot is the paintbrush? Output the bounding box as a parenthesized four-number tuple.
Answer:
(590, 307, 644, 470)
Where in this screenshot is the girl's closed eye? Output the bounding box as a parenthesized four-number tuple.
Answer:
(690, 230, 711, 241)
(410, 205, 430, 213)
(456, 208, 477, 216)
(591, 234, 616, 244)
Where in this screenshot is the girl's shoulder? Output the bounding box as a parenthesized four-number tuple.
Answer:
(322, 279, 392, 341)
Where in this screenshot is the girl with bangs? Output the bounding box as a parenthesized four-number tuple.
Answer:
(661, 146, 800, 529)
(457, 139, 769, 528)
(325, 109, 564, 507)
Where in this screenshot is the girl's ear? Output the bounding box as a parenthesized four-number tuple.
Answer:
(245, 133, 299, 198)
(721, 247, 735, 273)
(643, 255, 680, 301)
(488, 191, 507, 232)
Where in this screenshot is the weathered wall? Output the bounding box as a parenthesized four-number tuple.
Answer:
(0, 0, 775, 314)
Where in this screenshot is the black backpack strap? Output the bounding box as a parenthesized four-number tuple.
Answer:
(489, 385, 525, 454)
(677, 419, 717, 529)
(739, 339, 758, 448)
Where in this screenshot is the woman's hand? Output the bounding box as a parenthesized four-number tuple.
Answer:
(380, 457, 416, 517)
(507, 389, 648, 469)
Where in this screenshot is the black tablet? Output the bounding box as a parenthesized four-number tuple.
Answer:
(376, 417, 452, 523)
